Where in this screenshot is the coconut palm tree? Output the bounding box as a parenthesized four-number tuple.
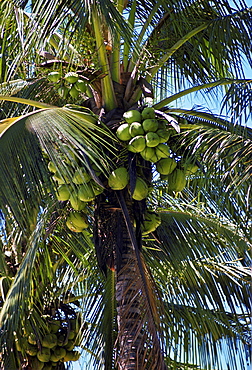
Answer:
(0, 1, 251, 369)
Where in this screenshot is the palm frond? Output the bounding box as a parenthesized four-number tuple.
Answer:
(153, 78, 252, 111)
(0, 210, 50, 346)
(150, 110, 251, 223)
(220, 81, 252, 125)
(141, 209, 250, 369)
(146, 3, 251, 93)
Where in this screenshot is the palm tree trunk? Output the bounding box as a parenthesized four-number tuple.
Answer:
(114, 195, 167, 370)
(115, 221, 144, 370)
(94, 185, 166, 369)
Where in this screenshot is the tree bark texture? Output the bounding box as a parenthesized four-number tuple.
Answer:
(94, 189, 166, 369)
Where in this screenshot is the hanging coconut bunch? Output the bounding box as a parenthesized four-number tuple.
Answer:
(116, 107, 173, 163)
(15, 305, 82, 369)
(47, 69, 89, 100)
(114, 106, 192, 196)
(47, 145, 104, 233)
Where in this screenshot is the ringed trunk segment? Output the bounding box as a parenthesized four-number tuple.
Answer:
(114, 196, 166, 369)
(94, 190, 166, 369)
(115, 228, 167, 370)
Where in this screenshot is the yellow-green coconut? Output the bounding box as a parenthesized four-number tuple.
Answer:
(116, 123, 132, 141)
(129, 122, 144, 137)
(132, 178, 149, 201)
(145, 132, 160, 147)
(108, 167, 129, 190)
(128, 136, 146, 153)
(168, 169, 187, 192)
(69, 193, 86, 211)
(68, 211, 88, 229)
(156, 158, 177, 175)
(37, 347, 51, 362)
(141, 107, 156, 120)
(78, 184, 95, 202)
(56, 184, 71, 201)
(123, 110, 142, 124)
(155, 143, 170, 159)
(140, 147, 159, 162)
(42, 333, 58, 349)
(142, 118, 159, 132)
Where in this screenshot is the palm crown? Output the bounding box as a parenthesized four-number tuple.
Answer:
(0, 1, 251, 369)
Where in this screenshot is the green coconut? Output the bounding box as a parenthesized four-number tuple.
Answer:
(141, 107, 156, 120)
(156, 128, 171, 143)
(72, 350, 81, 361)
(63, 350, 75, 362)
(140, 147, 159, 163)
(142, 212, 161, 235)
(184, 163, 199, 175)
(47, 71, 61, 83)
(168, 169, 187, 192)
(66, 219, 83, 233)
(123, 110, 142, 124)
(52, 347, 66, 360)
(37, 347, 51, 362)
(68, 330, 76, 340)
(145, 132, 160, 147)
(142, 118, 159, 132)
(64, 72, 79, 84)
(48, 161, 57, 173)
(68, 211, 88, 229)
(65, 340, 75, 351)
(56, 184, 71, 201)
(58, 86, 69, 99)
(69, 193, 86, 211)
(157, 120, 166, 129)
(74, 79, 87, 92)
(69, 86, 79, 99)
(42, 333, 58, 349)
(156, 158, 177, 175)
(25, 343, 38, 356)
(88, 181, 103, 196)
(108, 167, 129, 190)
(132, 177, 149, 201)
(129, 122, 144, 137)
(28, 333, 37, 345)
(56, 334, 66, 347)
(127, 136, 146, 153)
(78, 184, 95, 202)
(73, 168, 91, 184)
(15, 336, 28, 352)
(155, 143, 170, 159)
(49, 320, 61, 334)
(53, 171, 70, 185)
(116, 123, 131, 141)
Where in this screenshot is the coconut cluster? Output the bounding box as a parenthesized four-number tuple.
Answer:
(116, 107, 172, 163)
(47, 71, 87, 100)
(48, 148, 104, 232)
(15, 315, 82, 369)
(115, 107, 199, 195)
